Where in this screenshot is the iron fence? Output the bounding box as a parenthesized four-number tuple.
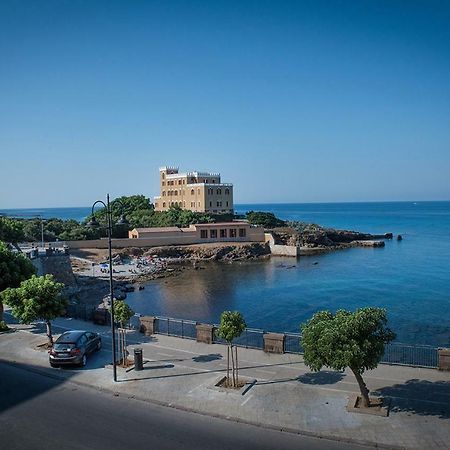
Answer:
(63, 308, 440, 368)
(381, 342, 438, 368)
(213, 327, 265, 350)
(154, 316, 197, 340)
(284, 332, 303, 354)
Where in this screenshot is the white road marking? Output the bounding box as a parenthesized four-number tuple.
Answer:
(240, 394, 254, 406)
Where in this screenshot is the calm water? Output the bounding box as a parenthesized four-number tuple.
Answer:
(3, 202, 450, 346)
(0, 207, 91, 222)
(126, 202, 450, 347)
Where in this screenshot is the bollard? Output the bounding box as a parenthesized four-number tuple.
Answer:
(134, 348, 143, 371)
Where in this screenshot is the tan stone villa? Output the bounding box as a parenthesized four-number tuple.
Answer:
(153, 166, 234, 214)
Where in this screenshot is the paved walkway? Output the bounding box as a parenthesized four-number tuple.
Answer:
(1, 315, 450, 449)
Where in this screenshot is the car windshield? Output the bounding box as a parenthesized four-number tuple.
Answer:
(53, 343, 75, 351)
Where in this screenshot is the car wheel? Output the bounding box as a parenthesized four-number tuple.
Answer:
(80, 354, 87, 367)
(50, 362, 57, 368)
(96, 340, 102, 351)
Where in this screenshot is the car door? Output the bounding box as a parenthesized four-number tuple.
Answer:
(78, 334, 89, 355)
(85, 332, 97, 353)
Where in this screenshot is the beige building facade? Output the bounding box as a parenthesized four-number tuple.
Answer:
(153, 166, 234, 214)
(128, 222, 264, 244)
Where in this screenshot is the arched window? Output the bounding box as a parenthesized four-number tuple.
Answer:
(163, 202, 166, 207)
(225, 188, 230, 195)
(191, 189, 195, 195)
(217, 188, 221, 195)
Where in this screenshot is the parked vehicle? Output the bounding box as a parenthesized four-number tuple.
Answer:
(49, 330, 102, 367)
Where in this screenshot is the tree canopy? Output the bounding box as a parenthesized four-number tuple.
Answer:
(0, 240, 36, 326)
(301, 307, 396, 407)
(114, 300, 134, 327)
(0, 241, 36, 293)
(0, 217, 25, 243)
(2, 274, 66, 345)
(216, 311, 246, 343)
(246, 211, 286, 228)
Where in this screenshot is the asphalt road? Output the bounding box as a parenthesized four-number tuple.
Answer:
(0, 361, 370, 450)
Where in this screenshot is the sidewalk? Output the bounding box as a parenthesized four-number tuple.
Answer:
(1, 315, 450, 449)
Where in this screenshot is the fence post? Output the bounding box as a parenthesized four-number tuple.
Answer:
(139, 316, 157, 336)
(438, 348, 450, 370)
(263, 332, 285, 354)
(196, 323, 215, 344)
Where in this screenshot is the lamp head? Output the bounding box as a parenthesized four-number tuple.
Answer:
(116, 214, 129, 226)
(86, 216, 100, 229)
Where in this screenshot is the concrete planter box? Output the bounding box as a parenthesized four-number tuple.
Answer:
(263, 332, 285, 354)
(140, 316, 157, 336)
(196, 323, 215, 344)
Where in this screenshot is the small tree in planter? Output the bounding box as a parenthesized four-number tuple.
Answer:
(216, 311, 246, 388)
(2, 275, 66, 347)
(301, 307, 395, 408)
(113, 300, 134, 366)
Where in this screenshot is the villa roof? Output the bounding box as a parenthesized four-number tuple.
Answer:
(134, 227, 182, 233)
(194, 222, 249, 228)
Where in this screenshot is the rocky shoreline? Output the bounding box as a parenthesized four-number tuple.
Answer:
(65, 224, 392, 311)
(270, 223, 392, 254)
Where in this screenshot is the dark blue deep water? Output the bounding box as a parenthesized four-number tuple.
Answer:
(3, 202, 450, 346)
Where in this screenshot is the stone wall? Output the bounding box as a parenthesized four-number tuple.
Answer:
(32, 254, 77, 286)
(264, 233, 299, 257)
(64, 226, 265, 249)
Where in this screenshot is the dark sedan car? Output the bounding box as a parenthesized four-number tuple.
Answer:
(49, 330, 102, 367)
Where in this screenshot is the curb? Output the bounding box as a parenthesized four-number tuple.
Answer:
(0, 358, 406, 450)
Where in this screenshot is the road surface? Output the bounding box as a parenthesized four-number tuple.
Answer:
(0, 361, 370, 450)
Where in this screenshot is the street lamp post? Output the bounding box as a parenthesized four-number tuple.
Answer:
(87, 194, 128, 382)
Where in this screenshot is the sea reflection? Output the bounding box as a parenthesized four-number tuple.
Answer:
(127, 260, 277, 324)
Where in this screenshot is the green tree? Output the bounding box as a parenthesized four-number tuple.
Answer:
(2, 275, 66, 346)
(114, 300, 134, 328)
(301, 307, 396, 407)
(0, 241, 36, 326)
(216, 311, 246, 388)
(246, 211, 286, 228)
(0, 217, 25, 243)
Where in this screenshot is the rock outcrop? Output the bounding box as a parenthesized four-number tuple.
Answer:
(269, 222, 390, 254)
(143, 243, 270, 261)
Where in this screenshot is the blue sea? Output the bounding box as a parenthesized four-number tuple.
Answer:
(2, 202, 450, 346)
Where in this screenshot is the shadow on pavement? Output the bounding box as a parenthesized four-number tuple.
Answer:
(374, 379, 450, 419)
(297, 371, 345, 385)
(192, 354, 223, 363)
(0, 360, 75, 414)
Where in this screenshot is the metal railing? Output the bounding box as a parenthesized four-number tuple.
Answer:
(154, 316, 197, 340)
(213, 327, 265, 350)
(64, 309, 440, 369)
(380, 342, 438, 368)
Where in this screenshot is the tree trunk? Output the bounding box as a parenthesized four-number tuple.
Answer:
(0, 301, 4, 323)
(230, 344, 236, 387)
(235, 345, 238, 386)
(351, 367, 370, 407)
(46, 321, 54, 347)
(226, 345, 230, 382)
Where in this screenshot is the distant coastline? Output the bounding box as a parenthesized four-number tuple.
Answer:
(2, 200, 450, 223)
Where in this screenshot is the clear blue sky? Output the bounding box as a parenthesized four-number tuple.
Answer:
(1, 0, 449, 208)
